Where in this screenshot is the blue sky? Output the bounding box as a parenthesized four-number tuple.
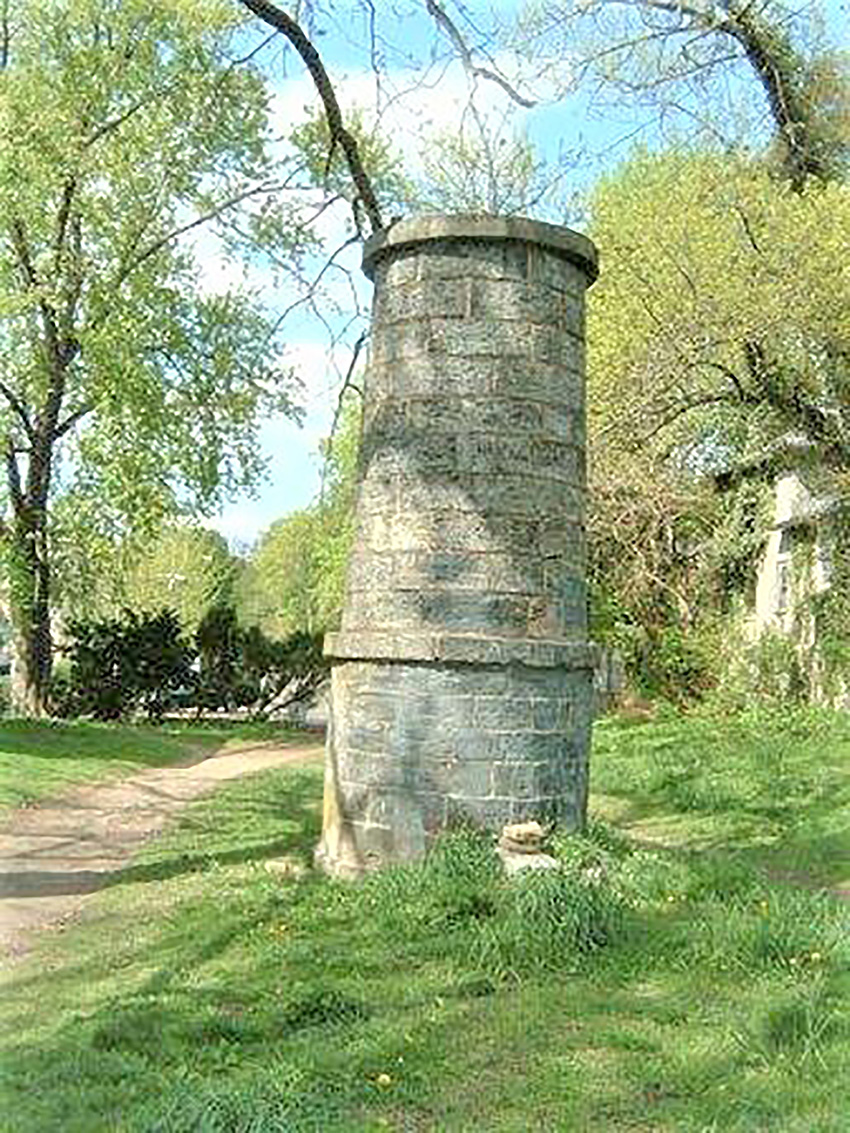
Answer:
(210, 0, 849, 548)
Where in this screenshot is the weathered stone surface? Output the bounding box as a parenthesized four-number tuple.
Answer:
(498, 848, 561, 876)
(500, 820, 549, 852)
(316, 216, 597, 878)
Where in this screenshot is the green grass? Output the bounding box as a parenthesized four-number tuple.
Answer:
(591, 704, 850, 886)
(0, 717, 306, 818)
(0, 707, 848, 1130)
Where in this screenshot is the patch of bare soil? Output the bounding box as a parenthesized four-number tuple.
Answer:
(0, 739, 323, 961)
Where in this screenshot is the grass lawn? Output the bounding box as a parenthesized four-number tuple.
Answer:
(0, 706, 848, 1130)
(0, 718, 304, 819)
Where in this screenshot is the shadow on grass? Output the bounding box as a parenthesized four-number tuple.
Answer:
(591, 709, 850, 889)
(1, 764, 324, 900)
(0, 719, 214, 765)
(117, 768, 324, 885)
(3, 842, 849, 1131)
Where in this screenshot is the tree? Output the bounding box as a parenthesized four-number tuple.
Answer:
(588, 149, 849, 477)
(237, 0, 386, 234)
(239, 392, 361, 638)
(418, 114, 568, 216)
(0, 0, 309, 715)
(119, 524, 239, 637)
(521, 0, 849, 190)
(584, 146, 848, 694)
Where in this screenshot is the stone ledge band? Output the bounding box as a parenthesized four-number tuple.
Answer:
(325, 630, 599, 670)
(362, 215, 599, 284)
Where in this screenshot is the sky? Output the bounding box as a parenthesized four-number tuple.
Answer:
(209, 0, 849, 549)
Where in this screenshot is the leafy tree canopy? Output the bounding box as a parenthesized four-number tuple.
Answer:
(588, 148, 850, 483)
(238, 391, 361, 639)
(0, 0, 315, 712)
(584, 145, 849, 695)
(119, 524, 238, 636)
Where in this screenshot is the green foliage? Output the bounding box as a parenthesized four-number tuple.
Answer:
(712, 627, 811, 713)
(588, 148, 850, 471)
(112, 524, 239, 636)
(810, 510, 850, 695)
(616, 621, 721, 705)
(58, 609, 195, 721)
(53, 600, 328, 722)
(195, 605, 328, 717)
(585, 146, 849, 705)
(239, 394, 361, 639)
(290, 106, 412, 220)
(0, 0, 310, 712)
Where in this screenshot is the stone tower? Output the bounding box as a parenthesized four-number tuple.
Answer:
(316, 216, 598, 878)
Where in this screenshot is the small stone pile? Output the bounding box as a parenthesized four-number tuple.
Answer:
(497, 821, 560, 876)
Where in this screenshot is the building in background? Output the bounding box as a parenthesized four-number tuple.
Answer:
(746, 473, 846, 707)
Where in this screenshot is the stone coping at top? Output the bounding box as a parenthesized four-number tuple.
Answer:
(362, 215, 599, 284)
(325, 629, 598, 670)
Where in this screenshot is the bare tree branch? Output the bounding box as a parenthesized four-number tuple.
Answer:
(558, 0, 840, 189)
(237, 0, 384, 233)
(53, 402, 94, 441)
(424, 0, 536, 108)
(0, 380, 36, 443)
(114, 179, 289, 289)
(320, 328, 367, 503)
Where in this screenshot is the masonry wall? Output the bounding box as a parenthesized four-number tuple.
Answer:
(317, 216, 598, 878)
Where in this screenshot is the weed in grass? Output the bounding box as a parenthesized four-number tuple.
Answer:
(733, 981, 847, 1070)
(476, 866, 626, 981)
(356, 829, 501, 946)
(131, 1065, 343, 1133)
(356, 828, 628, 982)
(685, 888, 850, 976)
(279, 987, 370, 1031)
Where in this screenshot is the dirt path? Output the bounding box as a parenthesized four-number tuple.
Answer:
(0, 739, 324, 960)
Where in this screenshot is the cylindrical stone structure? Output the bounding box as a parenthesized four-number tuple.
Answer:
(316, 216, 598, 878)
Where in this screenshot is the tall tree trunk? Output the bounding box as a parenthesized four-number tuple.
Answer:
(7, 503, 52, 717)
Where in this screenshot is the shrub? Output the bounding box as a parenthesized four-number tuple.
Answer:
(56, 608, 194, 721)
(711, 627, 811, 712)
(51, 604, 328, 722)
(195, 605, 328, 718)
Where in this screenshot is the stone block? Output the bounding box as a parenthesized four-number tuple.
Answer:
(413, 240, 530, 283)
(474, 695, 533, 730)
(375, 277, 470, 322)
(531, 698, 566, 733)
(446, 795, 515, 830)
(428, 318, 532, 360)
(469, 476, 585, 522)
(490, 358, 581, 404)
(467, 279, 582, 335)
(447, 759, 493, 801)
